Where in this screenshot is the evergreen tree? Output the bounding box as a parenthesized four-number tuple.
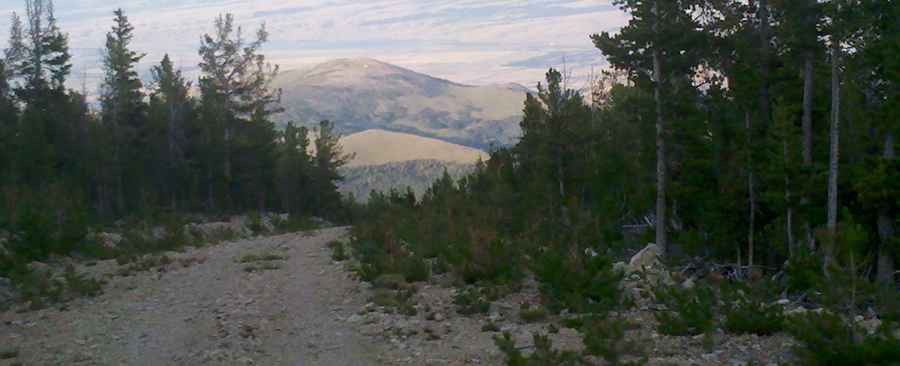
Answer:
(311, 120, 352, 216)
(197, 13, 281, 211)
(593, 0, 705, 258)
(148, 54, 195, 211)
(99, 8, 146, 217)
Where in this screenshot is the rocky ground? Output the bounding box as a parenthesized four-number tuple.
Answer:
(1, 227, 800, 366)
(346, 275, 795, 366)
(1, 227, 383, 366)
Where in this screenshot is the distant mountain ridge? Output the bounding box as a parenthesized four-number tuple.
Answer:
(272, 58, 525, 149)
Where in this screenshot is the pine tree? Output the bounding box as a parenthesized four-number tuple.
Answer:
(276, 123, 312, 215)
(197, 13, 281, 211)
(148, 54, 194, 211)
(311, 120, 352, 216)
(99, 8, 146, 217)
(592, 0, 705, 258)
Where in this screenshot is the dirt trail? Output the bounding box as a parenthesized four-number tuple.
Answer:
(1, 227, 384, 366)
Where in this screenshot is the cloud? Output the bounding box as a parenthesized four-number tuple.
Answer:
(0, 0, 628, 91)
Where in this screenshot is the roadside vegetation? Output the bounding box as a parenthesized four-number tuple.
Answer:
(344, 0, 899, 363)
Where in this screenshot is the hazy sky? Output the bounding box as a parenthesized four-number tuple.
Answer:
(0, 0, 628, 92)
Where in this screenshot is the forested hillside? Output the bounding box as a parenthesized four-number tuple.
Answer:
(351, 0, 899, 364)
(0, 3, 352, 264)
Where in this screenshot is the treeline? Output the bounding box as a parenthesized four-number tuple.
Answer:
(354, 0, 897, 286)
(0, 1, 351, 261)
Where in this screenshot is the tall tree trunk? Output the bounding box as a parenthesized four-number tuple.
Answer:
(802, 52, 814, 166)
(652, 1, 667, 258)
(784, 140, 794, 256)
(877, 131, 895, 284)
(746, 111, 756, 268)
(801, 51, 815, 251)
(757, 0, 771, 267)
(167, 102, 178, 212)
(825, 33, 841, 269)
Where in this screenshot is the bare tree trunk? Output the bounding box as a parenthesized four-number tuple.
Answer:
(802, 53, 814, 166)
(746, 111, 756, 268)
(784, 140, 794, 256)
(801, 51, 815, 251)
(877, 131, 895, 284)
(167, 103, 178, 212)
(760, 0, 772, 269)
(652, 1, 667, 258)
(825, 34, 841, 269)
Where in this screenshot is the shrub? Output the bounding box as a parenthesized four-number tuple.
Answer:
(533, 249, 623, 314)
(520, 304, 548, 323)
(653, 284, 716, 336)
(236, 252, 286, 263)
(247, 212, 265, 235)
(788, 312, 900, 365)
(457, 238, 523, 285)
(721, 280, 785, 335)
(61, 264, 103, 298)
(273, 215, 316, 233)
(454, 287, 491, 315)
(784, 246, 823, 294)
(371, 287, 417, 315)
(397, 255, 430, 282)
(494, 332, 582, 366)
(482, 321, 501, 332)
(373, 274, 408, 290)
(327, 240, 348, 261)
(582, 316, 645, 366)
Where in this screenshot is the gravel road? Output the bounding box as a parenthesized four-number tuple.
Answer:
(0, 227, 384, 366)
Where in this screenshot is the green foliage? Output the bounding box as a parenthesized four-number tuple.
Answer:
(482, 321, 500, 332)
(533, 250, 623, 314)
(272, 215, 322, 233)
(721, 280, 785, 335)
(247, 212, 265, 235)
(4, 262, 103, 310)
(494, 332, 582, 366)
(453, 287, 491, 315)
(653, 284, 717, 336)
(581, 316, 645, 366)
(785, 246, 824, 294)
(371, 287, 417, 316)
(328, 240, 348, 261)
(788, 312, 900, 366)
(519, 304, 548, 323)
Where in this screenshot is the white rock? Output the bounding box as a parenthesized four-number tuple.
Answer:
(628, 244, 663, 271)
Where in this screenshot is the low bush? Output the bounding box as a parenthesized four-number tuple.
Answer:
(784, 246, 823, 294)
(373, 273, 408, 290)
(4, 262, 103, 310)
(371, 287, 417, 315)
(788, 312, 900, 365)
(721, 280, 785, 335)
(494, 332, 582, 366)
(653, 284, 716, 336)
(273, 215, 321, 233)
(581, 316, 645, 366)
(520, 304, 548, 323)
(454, 287, 491, 315)
(327, 240, 348, 261)
(533, 249, 623, 314)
